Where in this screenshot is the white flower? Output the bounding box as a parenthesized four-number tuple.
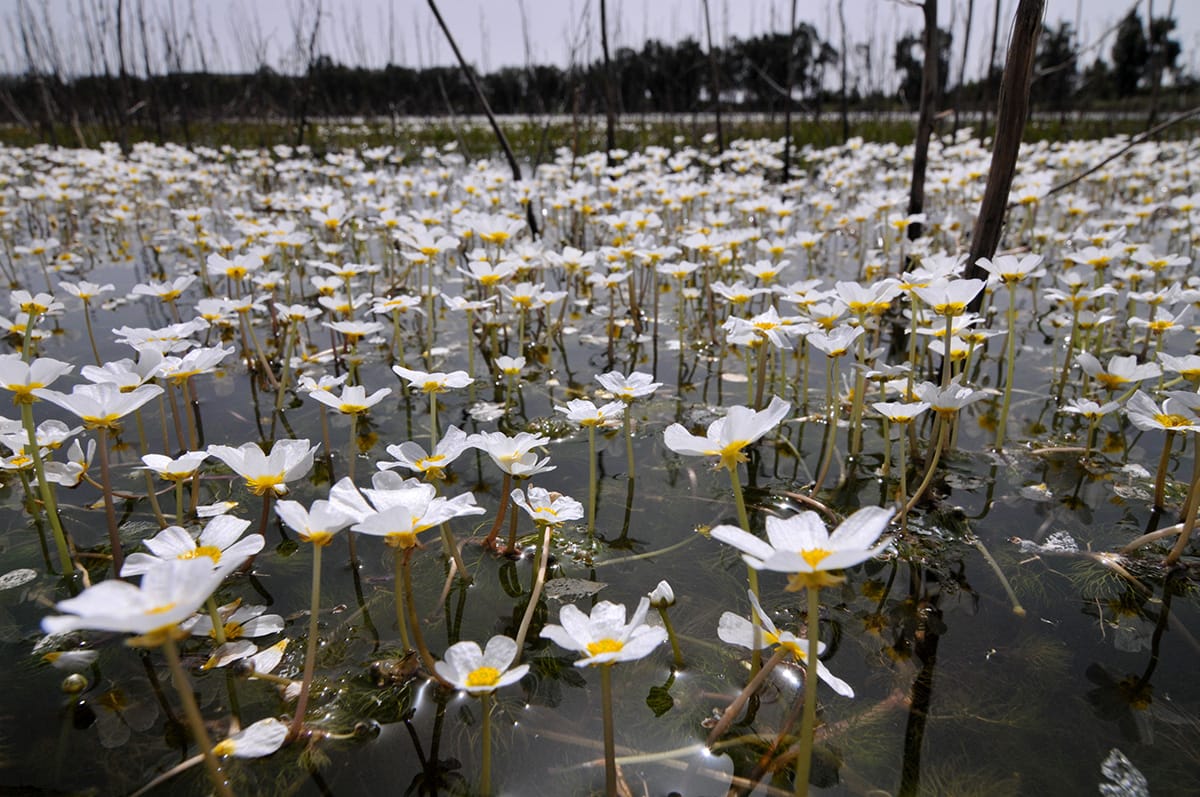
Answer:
(434, 636, 529, 695)
(468, 430, 555, 477)
(510, 485, 584, 527)
(711, 506, 894, 590)
(392, 365, 473, 393)
(663, 396, 790, 470)
(717, 590, 853, 697)
(34, 383, 164, 430)
(540, 598, 667, 667)
(594, 370, 662, 402)
(42, 558, 229, 644)
(1124, 390, 1200, 433)
(495, 355, 526, 377)
(555, 398, 625, 428)
(274, 498, 354, 546)
(0, 355, 73, 404)
(141, 451, 208, 481)
(306, 384, 392, 414)
(120, 515, 263, 577)
(207, 439, 317, 497)
(379, 426, 472, 480)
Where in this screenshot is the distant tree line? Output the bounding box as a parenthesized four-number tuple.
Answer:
(0, 4, 1191, 149)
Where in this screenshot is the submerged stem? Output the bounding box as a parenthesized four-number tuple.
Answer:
(290, 542, 324, 740)
(793, 585, 821, 797)
(161, 638, 233, 797)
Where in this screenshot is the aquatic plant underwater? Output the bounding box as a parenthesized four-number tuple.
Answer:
(2, 134, 1200, 795)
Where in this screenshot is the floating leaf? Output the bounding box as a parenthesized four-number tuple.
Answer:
(1099, 748, 1148, 797)
(646, 684, 674, 717)
(0, 568, 37, 591)
(543, 578, 607, 603)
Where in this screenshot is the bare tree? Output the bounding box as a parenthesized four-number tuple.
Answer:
(964, 0, 1045, 295)
(907, 0, 940, 241)
(599, 0, 618, 165)
(953, 0, 976, 136)
(290, 0, 323, 147)
(702, 0, 724, 154)
(426, 0, 539, 238)
(783, 0, 797, 179)
(136, 0, 165, 143)
(115, 0, 133, 153)
(838, 0, 850, 142)
(981, 0, 1004, 139)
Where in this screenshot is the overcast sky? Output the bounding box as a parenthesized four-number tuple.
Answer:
(4, 0, 1198, 88)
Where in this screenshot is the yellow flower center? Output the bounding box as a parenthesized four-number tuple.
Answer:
(1155, 413, 1192, 429)
(466, 666, 502, 688)
(586, 638, 624, 656)
(718, 440, 750, 471)
(385, 531, 418, 549)
(180, 545, 222, 563)
(302, 530, 334, 546)
(246, 474, 285, 496)
(801, 548, 833, 568)
(220, 621, 244, 640)
(8, 382, 43, 404)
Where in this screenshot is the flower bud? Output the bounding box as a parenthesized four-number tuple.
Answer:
(648, 579, 675, 609)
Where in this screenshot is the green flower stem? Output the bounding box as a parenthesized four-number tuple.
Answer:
(19, 402, 72, 575)
(941, 312, 954, 390)
(970, 535, 1026, 617)
(392, 547, 412, 651)
(479, 692, 493, 796)
(175, 480, 186, 527)
(240, 310, 279, 390)
(400, 548, 447, 684)
(622, 404, 636, 481)
(347, 411, 358, 482)
(82, 301, 102, 365)
(483, 472, 512, 550)
(273, 326, 296, 416)
(439, 522, 471, 584)
(1153, 431, 1175, 510)
(178, 378, 200, 451)
(429, 391, 439, 451)
(753, 341, 768, 411)
(600, 663, 617, 797)
(995, 283, 1019, 449)
(96, 427, 125, 575)
(134, 409, 169, 529)
(906, 414, 948, 514)
(897, 422, 910, 531)
(1055, 304, 1081, 400)
(161, 637, 234, 797)
(728, 464, 762, 672)
(513, 523, 554, 661)
(794, 585, 821, 797)
(656, 606, 684, 670)
(289, 542, 324, 740)
(812, 356, 839, 495)
(1166, 440, 1200, 565)
(205, 596, 228, 646)
(587, 425, 598, 536)
(848, 329, 868, 459)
